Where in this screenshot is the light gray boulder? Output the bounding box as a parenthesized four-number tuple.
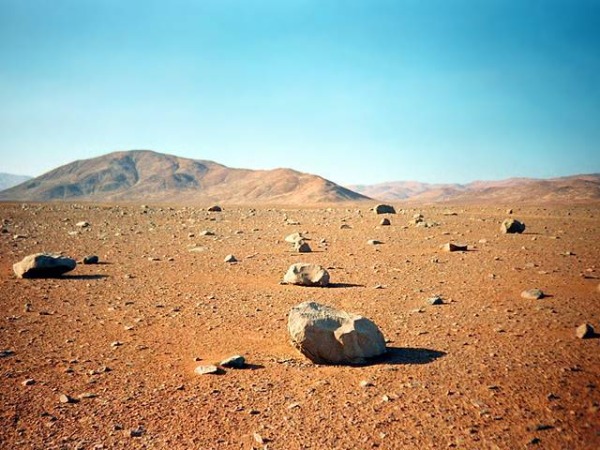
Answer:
(13, 253, 76, 278)
(501, 218, 525, 234)
(283, 263, 329, 287)
(288, 301, 386, 365)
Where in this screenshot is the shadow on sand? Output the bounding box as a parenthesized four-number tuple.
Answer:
(327, 283, 365, 289)
(371, 347, 446, 365)
(61, 274, 109, 280)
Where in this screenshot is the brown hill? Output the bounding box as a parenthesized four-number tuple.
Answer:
(350, 174, 600, 205)
(0, 150, 370, 205)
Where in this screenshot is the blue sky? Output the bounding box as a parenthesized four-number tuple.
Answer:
(1, 0, 599, 185)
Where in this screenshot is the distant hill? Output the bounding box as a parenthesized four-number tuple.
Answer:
(0, 173, 32, 191)
(0, 150, 370, 205)
(349, 174, 600, 205)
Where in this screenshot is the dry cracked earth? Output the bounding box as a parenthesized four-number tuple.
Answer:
(1, 202, 599, 449)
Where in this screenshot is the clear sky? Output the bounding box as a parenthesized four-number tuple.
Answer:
(1, 0, 599, 185)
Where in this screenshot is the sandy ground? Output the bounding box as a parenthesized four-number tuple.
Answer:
(0, 202, 599, 449)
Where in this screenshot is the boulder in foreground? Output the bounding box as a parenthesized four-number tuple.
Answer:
(13, 253, 76, 279)
(288, 301, 386, 365)
(501, 218, 525, 234)
(283, 263, 330, 287)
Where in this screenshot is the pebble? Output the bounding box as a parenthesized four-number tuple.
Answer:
(21, 379, 35, 386)
(59, 394, 78, 404)
(367, 239, 383, 245)
(576, 323, 594, 339)
(224, 254, 237, 263)
(359, 380, 374, 388)
(442, 242, 468, 252)
(427, 296, 444, 305)
(83, 255, 99, 264)
(521, 289, 545, 300)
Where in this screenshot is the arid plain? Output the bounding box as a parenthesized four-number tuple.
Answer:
(1, 202, 599, 449)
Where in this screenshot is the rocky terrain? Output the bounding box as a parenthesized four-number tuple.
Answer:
(350, 174, 600, 205)
(1, 201, 599, 449)
(0, 150, 369, 205)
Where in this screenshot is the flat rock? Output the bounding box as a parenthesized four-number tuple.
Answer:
(441, 243, 468, 252)
(501, 218, 526, 234)
(207, 205, 222, 212)
(13, 253, 77, 278)
(283, 263, 330, 287)
(220, 355, 246, 368)
(576, 323, 594, 339)
(287, 301, 387, 365)
(374, 204, 396, 214)
(521, 288, 545, 300)
(194, 365, 220, 375)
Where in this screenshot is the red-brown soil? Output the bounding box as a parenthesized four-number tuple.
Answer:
(1, 202, 599, 449)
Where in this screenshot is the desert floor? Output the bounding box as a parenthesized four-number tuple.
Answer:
(0, 202, 599, 449)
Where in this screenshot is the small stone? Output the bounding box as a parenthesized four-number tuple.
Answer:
(207, 205, 222, 212)
(194, 365, 220, 375)
(441, 243, 467, 252)
(128, 427, 144, 437)
(76, 221, 90, 228)
(83, 255, 99, 264)
(576, 323, 594, 339)
(295, 241, 312, 253)
(253, 433, 266, 444)
(360, 380, 374, 388)
(521, 289, 544, 300)
(340, 224, 352, 229)
(367, 239, 383, 245)
(501, 218, 525, 234)
(220, 355, 246, 369)
(200, 230, 215, 236)
(111, 341, 123, 348)
(427, 296, 444, 305)
(59, 394, 78, 404)
(380, 218, 391, 226)
(224, 254, 237, 263)
(282, 263, 330, 287)
(22, 379, 35, 386)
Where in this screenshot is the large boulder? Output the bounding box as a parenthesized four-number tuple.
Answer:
(288, 301, 387, 364)
(13, 253, 76, 278)
(283, 263, 329, 287)
(501, 218, 525, 234)
(374, 204, 396, 215)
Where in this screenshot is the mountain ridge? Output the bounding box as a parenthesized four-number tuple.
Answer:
(0, 150, 370, 205)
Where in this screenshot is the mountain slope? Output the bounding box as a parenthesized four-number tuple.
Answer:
(0, 150, 370, 205)
(0, 173, 32, 191)
(349, 174, 600, 205)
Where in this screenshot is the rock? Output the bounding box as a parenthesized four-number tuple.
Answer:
(521, 288, 544, 300)
(380, 218, 391, 226)
(13, 253, 77, 278)
(287, 301, 387, 364)
(207, 205, 222, 212)
(501, 218, 525, 234)
(283, 263, 330, 287)
(59, 394, 78, 404)
(507, 208, 513, 215)
(441, 243, 468, 252)
(427, 295, 444, 305)
(76, 221, 89, 228)
(374, 204, 396, 214)
(340, 224, 352, 229)
(576, 323, 594, 339)
(220, 355, 246, 368)
(285, 232, 306, 244)
(83, 255, 99, 264)
(200, 230, 215, 236)
(294, 241, 312, 253)
(367, 239, 383, 245)
(359, 380, 374, 388)
(224, 254, 237, 263)
(22, 379, 35, 386)
(194, 365, 220, 375)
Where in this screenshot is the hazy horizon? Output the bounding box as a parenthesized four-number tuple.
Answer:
(1, 1, 599, 185)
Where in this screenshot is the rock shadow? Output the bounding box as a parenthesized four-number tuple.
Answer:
(371, 347, 446, 365)
(61, 274, 109, 280)
(327, 283, 365, 289)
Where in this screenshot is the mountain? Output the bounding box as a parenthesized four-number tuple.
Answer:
(0, 150, 370, 205)
(0, 173, 32, 191)
(349, 174, 600, 205)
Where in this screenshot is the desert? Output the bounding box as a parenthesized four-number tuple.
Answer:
(1, 200, 599, 449)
